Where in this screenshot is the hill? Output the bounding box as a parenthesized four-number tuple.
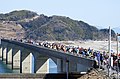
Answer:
(0, 10, 38, 21)
(0, 22, 25, 39)
(0, 10, 116, 41)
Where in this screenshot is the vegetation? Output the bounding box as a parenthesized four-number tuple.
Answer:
(0, 10, 116, 41)
(0, 10, 38, 21)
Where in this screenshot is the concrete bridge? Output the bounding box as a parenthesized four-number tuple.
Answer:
(0, 39, 94, 74)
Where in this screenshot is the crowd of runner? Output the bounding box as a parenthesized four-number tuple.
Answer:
(17, 39, 120, 70)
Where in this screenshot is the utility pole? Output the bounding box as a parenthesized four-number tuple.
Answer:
(108, 26, 111, 77)
(117, 33, 120, 79)
(66, 60, 69, 79)
(0, 38, 1, 44)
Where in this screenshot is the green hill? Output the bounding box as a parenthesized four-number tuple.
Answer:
(0, 10, 116, 41)
(0, 10, 38, 21)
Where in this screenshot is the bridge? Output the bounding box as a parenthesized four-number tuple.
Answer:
(0, 39, 95, 78)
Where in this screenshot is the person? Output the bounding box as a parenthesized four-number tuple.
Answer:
(93, 55, 99, 68)
(118, 57, 120, 71)
(112, 54, 117, 70)
(100, 53, 103, 65)
(96, 52, 100, 67)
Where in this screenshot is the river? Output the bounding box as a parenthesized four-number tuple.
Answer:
(0, 60, 13, 73)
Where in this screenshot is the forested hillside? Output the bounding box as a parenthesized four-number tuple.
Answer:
(0, 10, 116, 41)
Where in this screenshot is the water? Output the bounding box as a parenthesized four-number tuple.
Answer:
(0, 60, 13, 73)
(0, 58, 57, 73)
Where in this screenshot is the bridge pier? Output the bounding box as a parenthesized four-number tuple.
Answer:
(56, 59, 70, 73)
(0, 46, 2, 59)
(12, 49, 21, 73)
(53, 58, 69, 73)
(2, 47, 7, 63)
(7, 48, 13, 64)
(34, 54, 49, 73)
(22, 52, 34, 73)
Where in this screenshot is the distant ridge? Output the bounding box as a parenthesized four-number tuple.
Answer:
(0, 10, 116, 41)
(0, 10, 38, 21)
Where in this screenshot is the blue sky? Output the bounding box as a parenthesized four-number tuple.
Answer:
(0, 0, 120, 28)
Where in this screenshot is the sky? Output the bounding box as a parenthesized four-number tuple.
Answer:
(0, 0, 120, 29)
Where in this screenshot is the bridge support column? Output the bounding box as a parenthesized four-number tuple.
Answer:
(34, 55, 49, 73)
(12, 49, 21, 73)
(66, 60, 69, 79)
(22, 53, 34, 73)
(2, 47, 7, 64)
(7, 48, 13, 64)
(0, 47, 2, 59)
